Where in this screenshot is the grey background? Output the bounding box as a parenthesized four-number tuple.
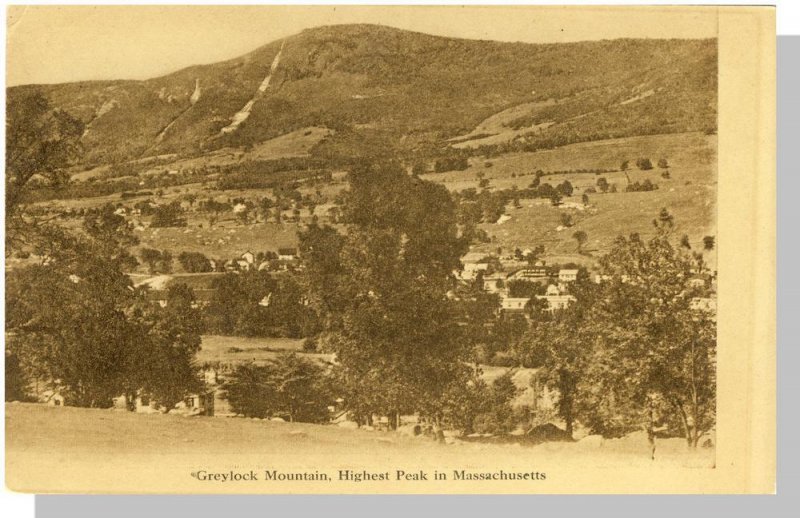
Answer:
(31, 35, 798, 518)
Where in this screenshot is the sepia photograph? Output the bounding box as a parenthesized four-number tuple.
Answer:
(3, 5, 774, 494)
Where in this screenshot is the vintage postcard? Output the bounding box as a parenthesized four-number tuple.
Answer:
(4, 5, 775, 493)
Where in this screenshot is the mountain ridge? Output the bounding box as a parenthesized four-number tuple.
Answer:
(8, 24, 717, 167)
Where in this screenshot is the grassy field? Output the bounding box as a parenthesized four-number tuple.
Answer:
(196, 335, 333, 365)
(6, 403, 714, 493)
(34, 132, 714, 272)
(426, 132, 716, 264)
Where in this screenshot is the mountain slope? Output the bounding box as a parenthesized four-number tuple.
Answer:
(8, 24, 717, 166)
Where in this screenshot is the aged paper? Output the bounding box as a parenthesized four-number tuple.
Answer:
(4, 5, 775, 494)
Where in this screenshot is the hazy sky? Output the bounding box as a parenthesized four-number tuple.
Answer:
(6, 5, 718, 86)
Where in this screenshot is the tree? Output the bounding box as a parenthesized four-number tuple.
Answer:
(620, 160, 629, 172)
(658, 158, 669, 169)
(178, 251, 212, 273)
(596, 177, 609, 193)
(200, 199, 230, 228)
(140, 248, 172, 274)
(411, 162, 427, 176)
(140, 248, 163, 274)
(138, 283, 203, 410)
(557, 180, 574, 197)
(6, 90, 83, 216)
(151, 201, 187, 228)
(514, 289, 598, 437)
(225, 354, 332, 423)
(299, 160, 470, 429)
(636, 158, 653, 171)
(5, 217, 200, 409)
(582, 193, 590, 206)
(590, 231, 717, 448)
(572, 230, 588, 253)
(703, 236, 715, 251)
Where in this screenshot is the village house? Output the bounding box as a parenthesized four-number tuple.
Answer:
(510, 267, 550, 282)
(460, 262, 489, 281)
(558, 269, 579, 283)
(461, 251, 488, 264)
(240, 251, 255, 266)
(482, 272, 509, 294)
(277, 247, 298, 261)
(536, 284, 576, 312)
(500, 297, 531, 315)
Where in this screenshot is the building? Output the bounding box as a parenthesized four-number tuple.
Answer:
(482, 272, 508, 294)
(278, 248, 298, 261)
(500, 297, 531, 314)
(536, 285, 577, 312)
(558, 269, 579, 283)
(461, 251, 489, 264)
(461, 262, 489, 280)
(510, 267, 550, 282)
(240, 251, 255, 266)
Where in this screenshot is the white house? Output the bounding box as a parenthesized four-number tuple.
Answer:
(536, 292, 577, 312)
(241, 251, 255, 265)
(278, 248, 298, 261)
(558, 269, 579, 283)
(500, 297, 531, 314)
(461, 262, 489, 280)
(482, 273, 508, 294)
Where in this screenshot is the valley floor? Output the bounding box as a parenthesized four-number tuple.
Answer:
(6, 403, 714, 493)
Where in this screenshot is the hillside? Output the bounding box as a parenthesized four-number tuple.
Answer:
(8, 24, 717, 168)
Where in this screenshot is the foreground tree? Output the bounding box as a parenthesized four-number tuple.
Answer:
(225, 354, 332, 423)
(300, 160, 470, 428)
(6, 214, 202, 408)
(591, 230, 716, 447)
(6, 90, 83, 218)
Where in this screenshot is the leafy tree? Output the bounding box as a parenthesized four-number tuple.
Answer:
(178, 251, 213, 273)
(6, 90, 83, 216)
(299, 160, 470, 429)
(635, 157, 653, 171)
(658, 158, 669, 169)
(514, 297, 595, 437)
(139, 248, 172, 274)
(582, 193, 590, 206)
(225, 354, 332, 423)
(620, 160, 629, 172)
(150, 201, 187, 228)
(590, 231, 717, 447)
(5, 217, 200, 409)
(572, 230, 588, 253)
(596, 177, 609, 193)
(200, 199, 231, 228)
(703, 236, 715, 251)
(138, 283, 203, 410)
(557, 180, 574, 197)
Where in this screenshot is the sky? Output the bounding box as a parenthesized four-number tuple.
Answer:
(6, 5, 719, 86)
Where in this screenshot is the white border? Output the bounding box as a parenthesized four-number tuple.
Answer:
(1, 1, 792, 516)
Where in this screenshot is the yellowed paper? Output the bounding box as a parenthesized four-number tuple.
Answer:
(4, 5, 775, 494)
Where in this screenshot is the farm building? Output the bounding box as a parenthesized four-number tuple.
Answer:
(277, 248, 298, 261)
(500, 297, 531, 314)
(558, 269, 579, 282)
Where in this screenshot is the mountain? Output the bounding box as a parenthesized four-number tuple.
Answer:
(8, 24, 717, 167)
